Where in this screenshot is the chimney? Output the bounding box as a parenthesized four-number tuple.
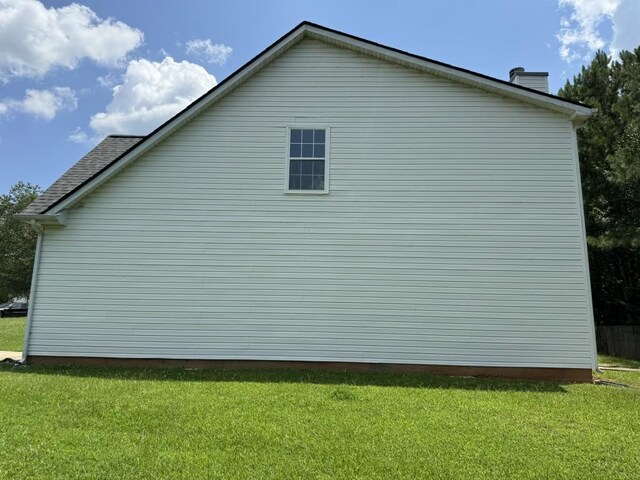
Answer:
(509, 67, 549, 94)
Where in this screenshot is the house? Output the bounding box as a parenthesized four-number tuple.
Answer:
(18, 22, 596, 381)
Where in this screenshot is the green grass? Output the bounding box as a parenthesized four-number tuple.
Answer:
(598, 354, 640, 369)
(0, 365, 638, 478)
(1, 317, 639, 478)
(0, 316, 26, 352)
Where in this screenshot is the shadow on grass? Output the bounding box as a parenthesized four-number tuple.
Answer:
(0, 363, 568, 393)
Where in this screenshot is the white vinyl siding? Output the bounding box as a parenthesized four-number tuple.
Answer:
(512, 75, 549, 93)
(28, 39, 593, 369)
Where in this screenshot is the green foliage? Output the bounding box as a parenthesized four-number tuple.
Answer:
(0, 182, 41, 302)
(0, 364, 638, 478)
(559, 47, 640, 324)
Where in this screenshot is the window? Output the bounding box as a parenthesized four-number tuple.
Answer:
(286, 127, 329, 193)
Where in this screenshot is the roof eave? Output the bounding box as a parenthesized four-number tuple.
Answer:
(15, 212, 67, 226)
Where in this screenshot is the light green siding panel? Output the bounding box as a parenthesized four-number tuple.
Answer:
(29, 39, 593, 368)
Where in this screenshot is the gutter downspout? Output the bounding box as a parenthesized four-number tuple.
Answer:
(22, 224, 44, 363)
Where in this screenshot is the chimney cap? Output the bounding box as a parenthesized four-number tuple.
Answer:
(509, 67, 548, 80)
(509, 67, 525, 81)
(509, 67, 525, 77)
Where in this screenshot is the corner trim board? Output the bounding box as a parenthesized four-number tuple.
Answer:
(570, 123, 598, 370)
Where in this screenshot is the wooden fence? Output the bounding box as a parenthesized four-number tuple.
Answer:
(596, 326, 640, 361)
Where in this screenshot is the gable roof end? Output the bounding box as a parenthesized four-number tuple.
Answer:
(19, 22, 593, 219)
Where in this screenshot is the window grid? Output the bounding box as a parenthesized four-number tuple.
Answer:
(288, 128, 326, 191)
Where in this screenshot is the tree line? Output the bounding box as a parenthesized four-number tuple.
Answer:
(559, 47, 640, 325)
(0, 182, 40, 302)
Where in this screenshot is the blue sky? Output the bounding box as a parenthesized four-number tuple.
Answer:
(1, 0, 639, 194)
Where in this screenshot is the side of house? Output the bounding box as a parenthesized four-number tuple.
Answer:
(21, 29, 595, 378)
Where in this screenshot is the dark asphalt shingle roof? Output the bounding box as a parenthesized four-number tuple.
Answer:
(21, 135, 144, 215)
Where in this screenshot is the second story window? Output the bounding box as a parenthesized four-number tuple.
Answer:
(286, 128, 329, 193)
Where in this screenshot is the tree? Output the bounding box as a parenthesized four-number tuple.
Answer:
(558, 47, 640, 325)
(0, 182, 42, 302)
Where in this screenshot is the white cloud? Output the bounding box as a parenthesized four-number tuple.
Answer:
(89, 56, 217, 136)
(20, 87, 77, 119)
(68, 126, 89, 144)
(557, 0, 640, 62)
(97, 73, 118, 88)
(1, 87, 77, 120)
(185, 39, 233, 65)
(0, 0, 143, 81)
(610, 0, 640, 58)
(557, 0, 619, 62)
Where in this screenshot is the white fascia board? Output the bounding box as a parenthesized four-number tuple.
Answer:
(15, 212, 67, 226)
(304, 26, 593, 119)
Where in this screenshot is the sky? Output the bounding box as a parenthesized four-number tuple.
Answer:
(1, 0, 639, 194)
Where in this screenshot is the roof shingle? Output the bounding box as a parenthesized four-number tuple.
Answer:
(21, 135, 144, 215)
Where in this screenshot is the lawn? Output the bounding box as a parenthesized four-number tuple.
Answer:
(1, 319, 639, 479)
(0, 316, 26, 352)
(598, 354, 640, 369)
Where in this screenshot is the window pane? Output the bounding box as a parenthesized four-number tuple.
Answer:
(288, 128, 328, 191)
(302, 129, 314, 143)
(312, 175, 324, 190)
(290, 143, 301, 157)
(290, 160, 301, 175)
(301, 161, 313, 174)
(300, 175, 313, 189)
(301, 144, 313, 157)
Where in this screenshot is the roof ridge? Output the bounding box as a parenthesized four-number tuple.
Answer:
(107, 134, 146, 138)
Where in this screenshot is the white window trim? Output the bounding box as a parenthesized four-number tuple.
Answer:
(284, 125, 330, 195)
